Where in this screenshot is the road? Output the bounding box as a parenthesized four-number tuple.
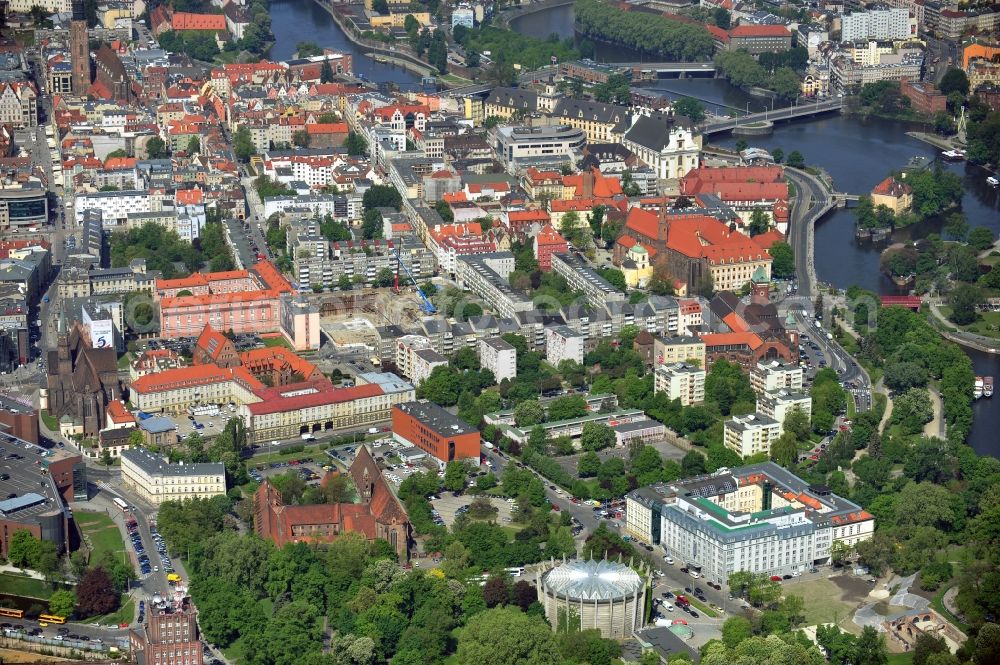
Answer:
(785, 168, 831, 301)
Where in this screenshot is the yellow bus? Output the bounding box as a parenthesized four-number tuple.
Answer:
(0, 607, 24, 618)
(38, 614, 65, 624)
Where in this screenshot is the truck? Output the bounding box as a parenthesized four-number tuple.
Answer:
(301, 433, 316, 441)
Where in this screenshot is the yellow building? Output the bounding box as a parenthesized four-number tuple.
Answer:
(121, 448, 227, 506)
(621, 244, 653, 288)
(368, 11, 431, 29)
(870, 176, 912, 215)
(653, 335, 706, 368)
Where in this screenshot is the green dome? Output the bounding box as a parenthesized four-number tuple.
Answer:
(751, 265, 769, 283)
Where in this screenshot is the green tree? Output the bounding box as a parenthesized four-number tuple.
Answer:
(580, 422, 614, 452)
(547, 395, 588, 421)
(944, 212, 969, 242)
(578, 451, 601, 477)
(721, 616, 752, 648)
(344, 130, 368, 156)
(296, 41, 323, 57)
(673, 97, 706, 122)
(456, 606, 560, 665)
(747, 208, 770, 236)
(770, 431, 799, 467)
(513, 400, 544, 427)
(770, 67, 802, 100)
(7, 529, 41, 568)
(320, 59, 335, 84)
(233, 127, 254, 162)
(770, 241, 794, 279)
(146, 135, 168, 159)
(187, 136, 200, 154)
(714, 7, 731, 29)
(443, 461, 470, 493)
(855, 625, 889, 665)
(786, 151, 805, 168)
(948, 284, 982, 326)
(48, 589, 76, 618)
(968, 226, 996, 251)
(939, 68, 970, 97)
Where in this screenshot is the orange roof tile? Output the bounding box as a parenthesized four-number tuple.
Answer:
(172, 12, 227, 31)
(106, 400, 135, 425)
(247, 380, 382, 415)
(132, 364, 263, 394)
(699, 332, 764, 351)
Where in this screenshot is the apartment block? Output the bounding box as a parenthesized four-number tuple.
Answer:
(724, 413, 781, 458)
(750, 359, 804, 395)
(479, 337, 517, 383)
(757, 390, 812, 433)
(121, 448, 226, 506)
(545, 325, 585, 366)
(654, 362, 705, 406)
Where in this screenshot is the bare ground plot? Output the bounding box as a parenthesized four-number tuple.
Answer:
(794, 576, 870, 629)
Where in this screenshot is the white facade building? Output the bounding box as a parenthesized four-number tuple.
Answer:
(751, 359, 804, 395)
(121, 448, 226, 506)
(75, 190, 151, 226)
(841, 8, 912, 42)
(479, 337, 517, 383)
(395, 335, 447, 385)
(757, 390, 812, 434)
(621, 114, 702, 180)
(545, 325, 585, 366)
(724, 412, 781, 458)
(654, 362, 705, 406)
(628, 463, 876, 581)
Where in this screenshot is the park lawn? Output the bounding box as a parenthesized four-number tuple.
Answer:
(261, 335, 292, 350)
(791, 577, 858, 628)
(671, 590, 718, 618)
(930, 584, 970, 634)
(40, 409, 58, 431)
(887, 653, 915, 665)
(0, 573, 59, 600)
(75, 512, 126, 565)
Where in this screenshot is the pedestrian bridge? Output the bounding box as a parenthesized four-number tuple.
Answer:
(702, 97, 846, 134)
(607, 61, 718, 77)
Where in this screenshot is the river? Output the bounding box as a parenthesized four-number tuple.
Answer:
(268, 0, 421, 85)
(271, 1, 1000, 454)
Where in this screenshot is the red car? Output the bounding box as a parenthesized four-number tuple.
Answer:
(551, 504, 561, 511)
(118, 622, 129, 628)
(770, 575, 782, 582)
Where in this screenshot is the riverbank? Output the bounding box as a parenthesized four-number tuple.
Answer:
(927, 300, 1000, 354)
(907, 131, 963, 152)
(497, 0, 576, 29)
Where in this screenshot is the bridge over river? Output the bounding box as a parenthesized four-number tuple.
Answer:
(701, 97, 846, 134)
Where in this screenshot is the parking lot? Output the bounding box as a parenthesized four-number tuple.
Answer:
(175, 408, 242, 442)
(429, 493, 516, 527)
(127, 517, 175, 584)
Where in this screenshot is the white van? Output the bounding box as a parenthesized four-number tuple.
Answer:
(689, 570, 701, 579)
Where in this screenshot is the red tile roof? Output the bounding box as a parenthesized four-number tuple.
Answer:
(194, 324, 231, 362)
(172, 12, 227, 31)
(107, 400, 135, 425)
(535, 223, 567, 247)
(871, 176, 912, 198)
(132, 364, 263, 394)
(729, 24, 791, 38)
(700, 332, 764, 350)
(247, 380, 383, 415)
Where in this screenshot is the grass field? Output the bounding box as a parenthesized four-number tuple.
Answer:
(75, 512, 127, 566)
(791, 577, 862, 628)
(261, 335, 292, 349)
(0, 573, 59, 600)
(40, 410, 58, 431)
(887, 653, 915, 665)
(936, 305, 1000, 341)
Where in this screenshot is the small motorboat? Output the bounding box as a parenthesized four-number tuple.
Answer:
(987, 176, 999, 187)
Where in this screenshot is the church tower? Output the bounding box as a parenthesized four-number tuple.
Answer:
(70, 0, 90, 95)
(750, 265, 770, 305)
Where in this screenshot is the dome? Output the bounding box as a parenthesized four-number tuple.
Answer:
(629, 244, 648, 256)
(543, 559, 644, 601)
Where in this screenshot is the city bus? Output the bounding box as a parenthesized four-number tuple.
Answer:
(0, 607, 24, 618)
(38, 614, 65, 624)
(112, 497, 129, 512)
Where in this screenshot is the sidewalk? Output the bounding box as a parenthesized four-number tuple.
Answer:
(0, 564, 46, 581)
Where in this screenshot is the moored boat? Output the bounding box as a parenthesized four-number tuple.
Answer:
(985, 376, 994, 398)
(941, 149, 967, 161)
(975, 376, 984, 399)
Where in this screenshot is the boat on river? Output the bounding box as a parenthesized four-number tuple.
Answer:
(985, 376, 994, 398)
(941, 149, 967, 161)
(987, 176, 999, 187)
(975, 376, 984, 399)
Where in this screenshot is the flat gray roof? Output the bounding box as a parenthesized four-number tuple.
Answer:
(395, 400, 477, 437)
(122, 448, 224, 477)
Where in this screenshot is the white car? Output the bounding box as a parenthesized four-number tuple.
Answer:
(664, 556, 674, 565)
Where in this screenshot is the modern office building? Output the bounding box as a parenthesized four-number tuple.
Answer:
(391, 401, 480, 467)
(842, 8, 912, 41)
(627, 462, 875, 581)
(121, 448, 226, 506)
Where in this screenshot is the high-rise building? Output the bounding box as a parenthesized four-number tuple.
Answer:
(70, 0, 90, 95)
(129, 596, 204, 665)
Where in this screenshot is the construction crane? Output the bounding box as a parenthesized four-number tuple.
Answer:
(393, 249, 436, 314)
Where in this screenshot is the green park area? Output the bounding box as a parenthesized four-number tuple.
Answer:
(75, 512, 127, 567)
